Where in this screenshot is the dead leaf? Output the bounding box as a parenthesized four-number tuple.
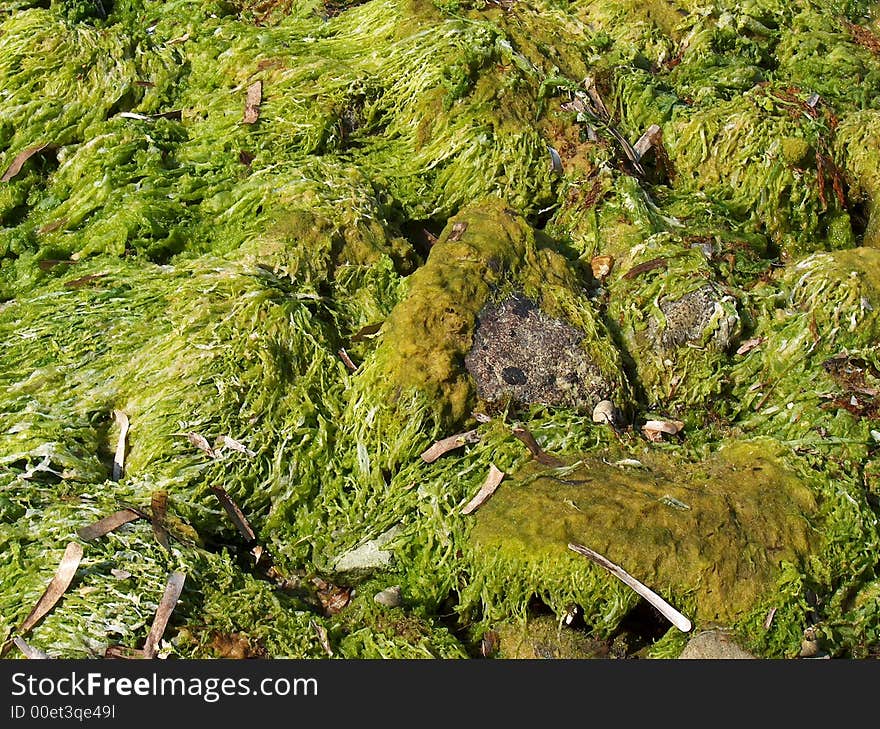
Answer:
(185, 431, 216, 458)
(622, 257, 669, 280)
(420, 429, 479, 463)
(1, 542, 83, 657)
(143, 571, 186, 658)
(568, 542, 691, 632)
(547, 145, 563, 175)
(510, 426, 564, 467)
(63, 273, 108, 289)
(243, 80, 262, 124)
(38, 219, 66, 234)
(642, 419, 684, 442)
(77, 509, 141, 541)
(210, 486, 257, 543)
(312, 577, 352, 616)
(215, 435, 256, 458)
(590, 255, 614, 280)
(448, 221, 468, 242)
(462, 464, 505, 515)
(338, 348, 357, 371)
(736, 337, 764, 356)
(351, 322, 383, 341)
(111, 409, 129, 481)
(1, 143, 54, 183)
(633, 124, 662, 160)
(12, 636, 50, 659)
(151, 490, 169, 550)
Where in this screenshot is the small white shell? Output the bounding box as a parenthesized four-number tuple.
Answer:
(592, 400, 617, 424)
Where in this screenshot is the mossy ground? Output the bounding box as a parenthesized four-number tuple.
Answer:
(2, 0, 880, 659)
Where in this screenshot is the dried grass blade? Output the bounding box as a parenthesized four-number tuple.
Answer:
(420, 429, 479, 463)
(243, 80, 262, 124)
(143, 572, 186, 658)
(210, 486, 257, 543)
(77, 509, 141, 541)
(567, 542, 692, 632)
(1, 143, 52, 182)
(1, 542, 84, 656)
(150, 490, 169, 550)
(462, 464, 505, 515)
(111, 409, 129, 481)
(511, 426, 564, 467)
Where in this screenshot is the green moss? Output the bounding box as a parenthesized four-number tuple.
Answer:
(467, 440, 818, 633)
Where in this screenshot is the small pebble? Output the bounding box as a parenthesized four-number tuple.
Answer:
(592, 400, 617, 425)
(374, 585, 402, 608)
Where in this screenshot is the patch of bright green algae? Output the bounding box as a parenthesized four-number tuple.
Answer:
(4, 0, 880, 660)
(467, 440, 818, 631)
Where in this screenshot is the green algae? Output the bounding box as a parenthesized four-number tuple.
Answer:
(2, 0, 880, 660)
(467, 440, 819, 630)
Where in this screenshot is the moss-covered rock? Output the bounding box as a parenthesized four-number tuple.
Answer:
(467, 440, 817, 630)
(372, 197, 630, 426)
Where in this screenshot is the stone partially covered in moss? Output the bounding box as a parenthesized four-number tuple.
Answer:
(371, 197, 630, 426)
(606, 231, 742, 409)
(492, 615, 608, 659)
(465, 440, 818, 634)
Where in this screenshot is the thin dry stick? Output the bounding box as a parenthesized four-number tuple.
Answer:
(420, 430, 479, 463)
(310, 620, 333, 657)
(462, 464, 505, 515)
(511, 426, 564, 467)
(77, 509, 141, 541)
(143, 572, 186, 658)
(13, 636, 50, 659)
(1, 542, 84, 656)
(111, 409, 129, 481)
(567, 542, 692, 632)
(210, 486, 257, 543)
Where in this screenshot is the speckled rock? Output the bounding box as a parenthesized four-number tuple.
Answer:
(648, 284, 739, 353)
(465, 292, 616, 411)
(678, 630, 756, 659)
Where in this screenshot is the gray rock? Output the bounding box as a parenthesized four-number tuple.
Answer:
(678, 630, 756, 659)
(374, 585, 403, 608)
(648, 285, 739, 353)
(464, 293, 614, 411)
(332, 525, 402, 573)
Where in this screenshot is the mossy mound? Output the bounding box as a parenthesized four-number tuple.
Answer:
(371, 198, 630, 426)
(467, 440, 817, 630)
